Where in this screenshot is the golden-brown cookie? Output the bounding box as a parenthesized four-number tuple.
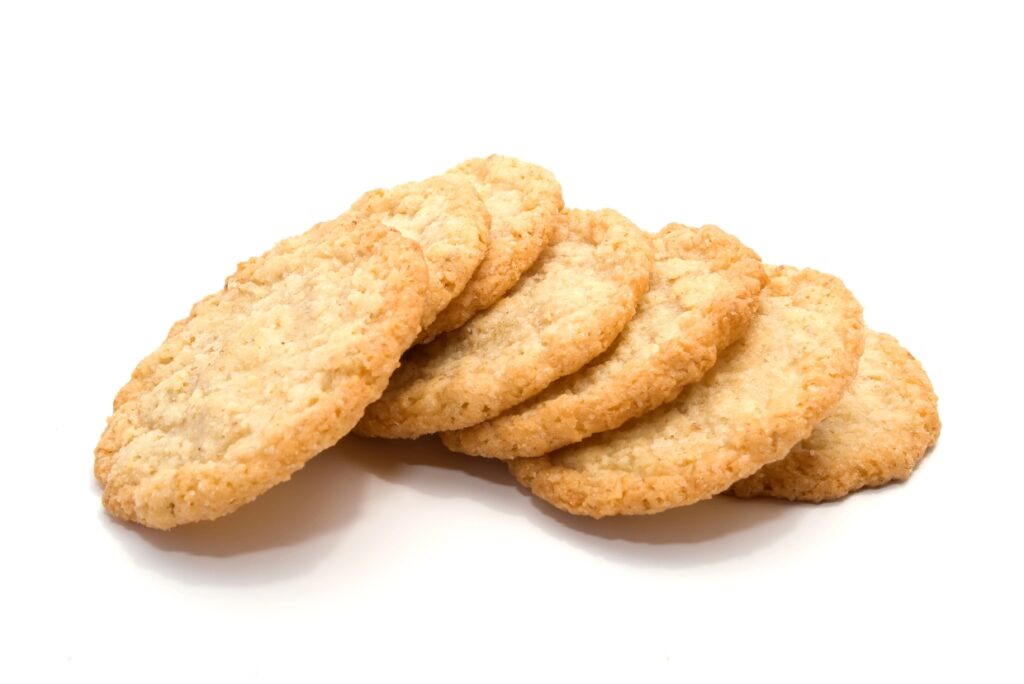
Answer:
(508, 266, 865, 517)
(350, 175, 489, 330)
(442, 224, 766, 458)
(731, 330, 940, 501)
(418, 155, 563, 342)
(94, 215, 427, 529)
(357, 209, 654, 438)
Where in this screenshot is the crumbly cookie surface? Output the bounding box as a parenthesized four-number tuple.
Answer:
(357, 209, 654, 438)
(731, 331, 940, 501)
(508, 266, 865, 517)
(94, 215, 427, 529)
(351, 175, 489, 330)
(442, 224, 766, 458)
(418, 155, 563, 342)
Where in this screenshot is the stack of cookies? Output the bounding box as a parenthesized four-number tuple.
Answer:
(95, 156, 940, 530)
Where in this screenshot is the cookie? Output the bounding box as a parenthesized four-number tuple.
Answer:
(350, 175, 489, 330)
(442, 224, 766, 459)
(508, 265, 865, 517)
(418, 155, 563, 342)
(94, 214, 428, 529)
(357, 208, 654, 438)
(731, 330, 940, 501)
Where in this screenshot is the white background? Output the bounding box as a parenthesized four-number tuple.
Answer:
(2, 2, 1022, 682)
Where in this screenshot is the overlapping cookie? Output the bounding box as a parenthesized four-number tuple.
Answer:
(94, 153, 939, 532)
(358, 209, 654, 438)
(442, 224, 766, 459)
(508, 266, 866, 517)
(94, 215, 427, 529)
(419, 155, 564, 342)
(732, 330, 940, 501)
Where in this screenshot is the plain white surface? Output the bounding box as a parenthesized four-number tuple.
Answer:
(2, 2, 1022, 682)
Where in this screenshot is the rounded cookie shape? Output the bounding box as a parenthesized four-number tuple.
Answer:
(442, 224, 767, 458)
(94, 215, 428, 529)
(351, 175, 489, 330)
(731, 330, 940, 502)
(357, 208, 654, 438)
(419, 155, 563, 342)
(508, 265, 866, 518)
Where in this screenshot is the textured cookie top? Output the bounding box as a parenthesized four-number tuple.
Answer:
(419, 155, 563, 342)
(351, 175, 489, 330)
(442, 224, 766, 458)
(508, 265, 865, 517)
(94, 215, 427, 529)
(357, 208, 654, 438)
(732, 330, 940, 502)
